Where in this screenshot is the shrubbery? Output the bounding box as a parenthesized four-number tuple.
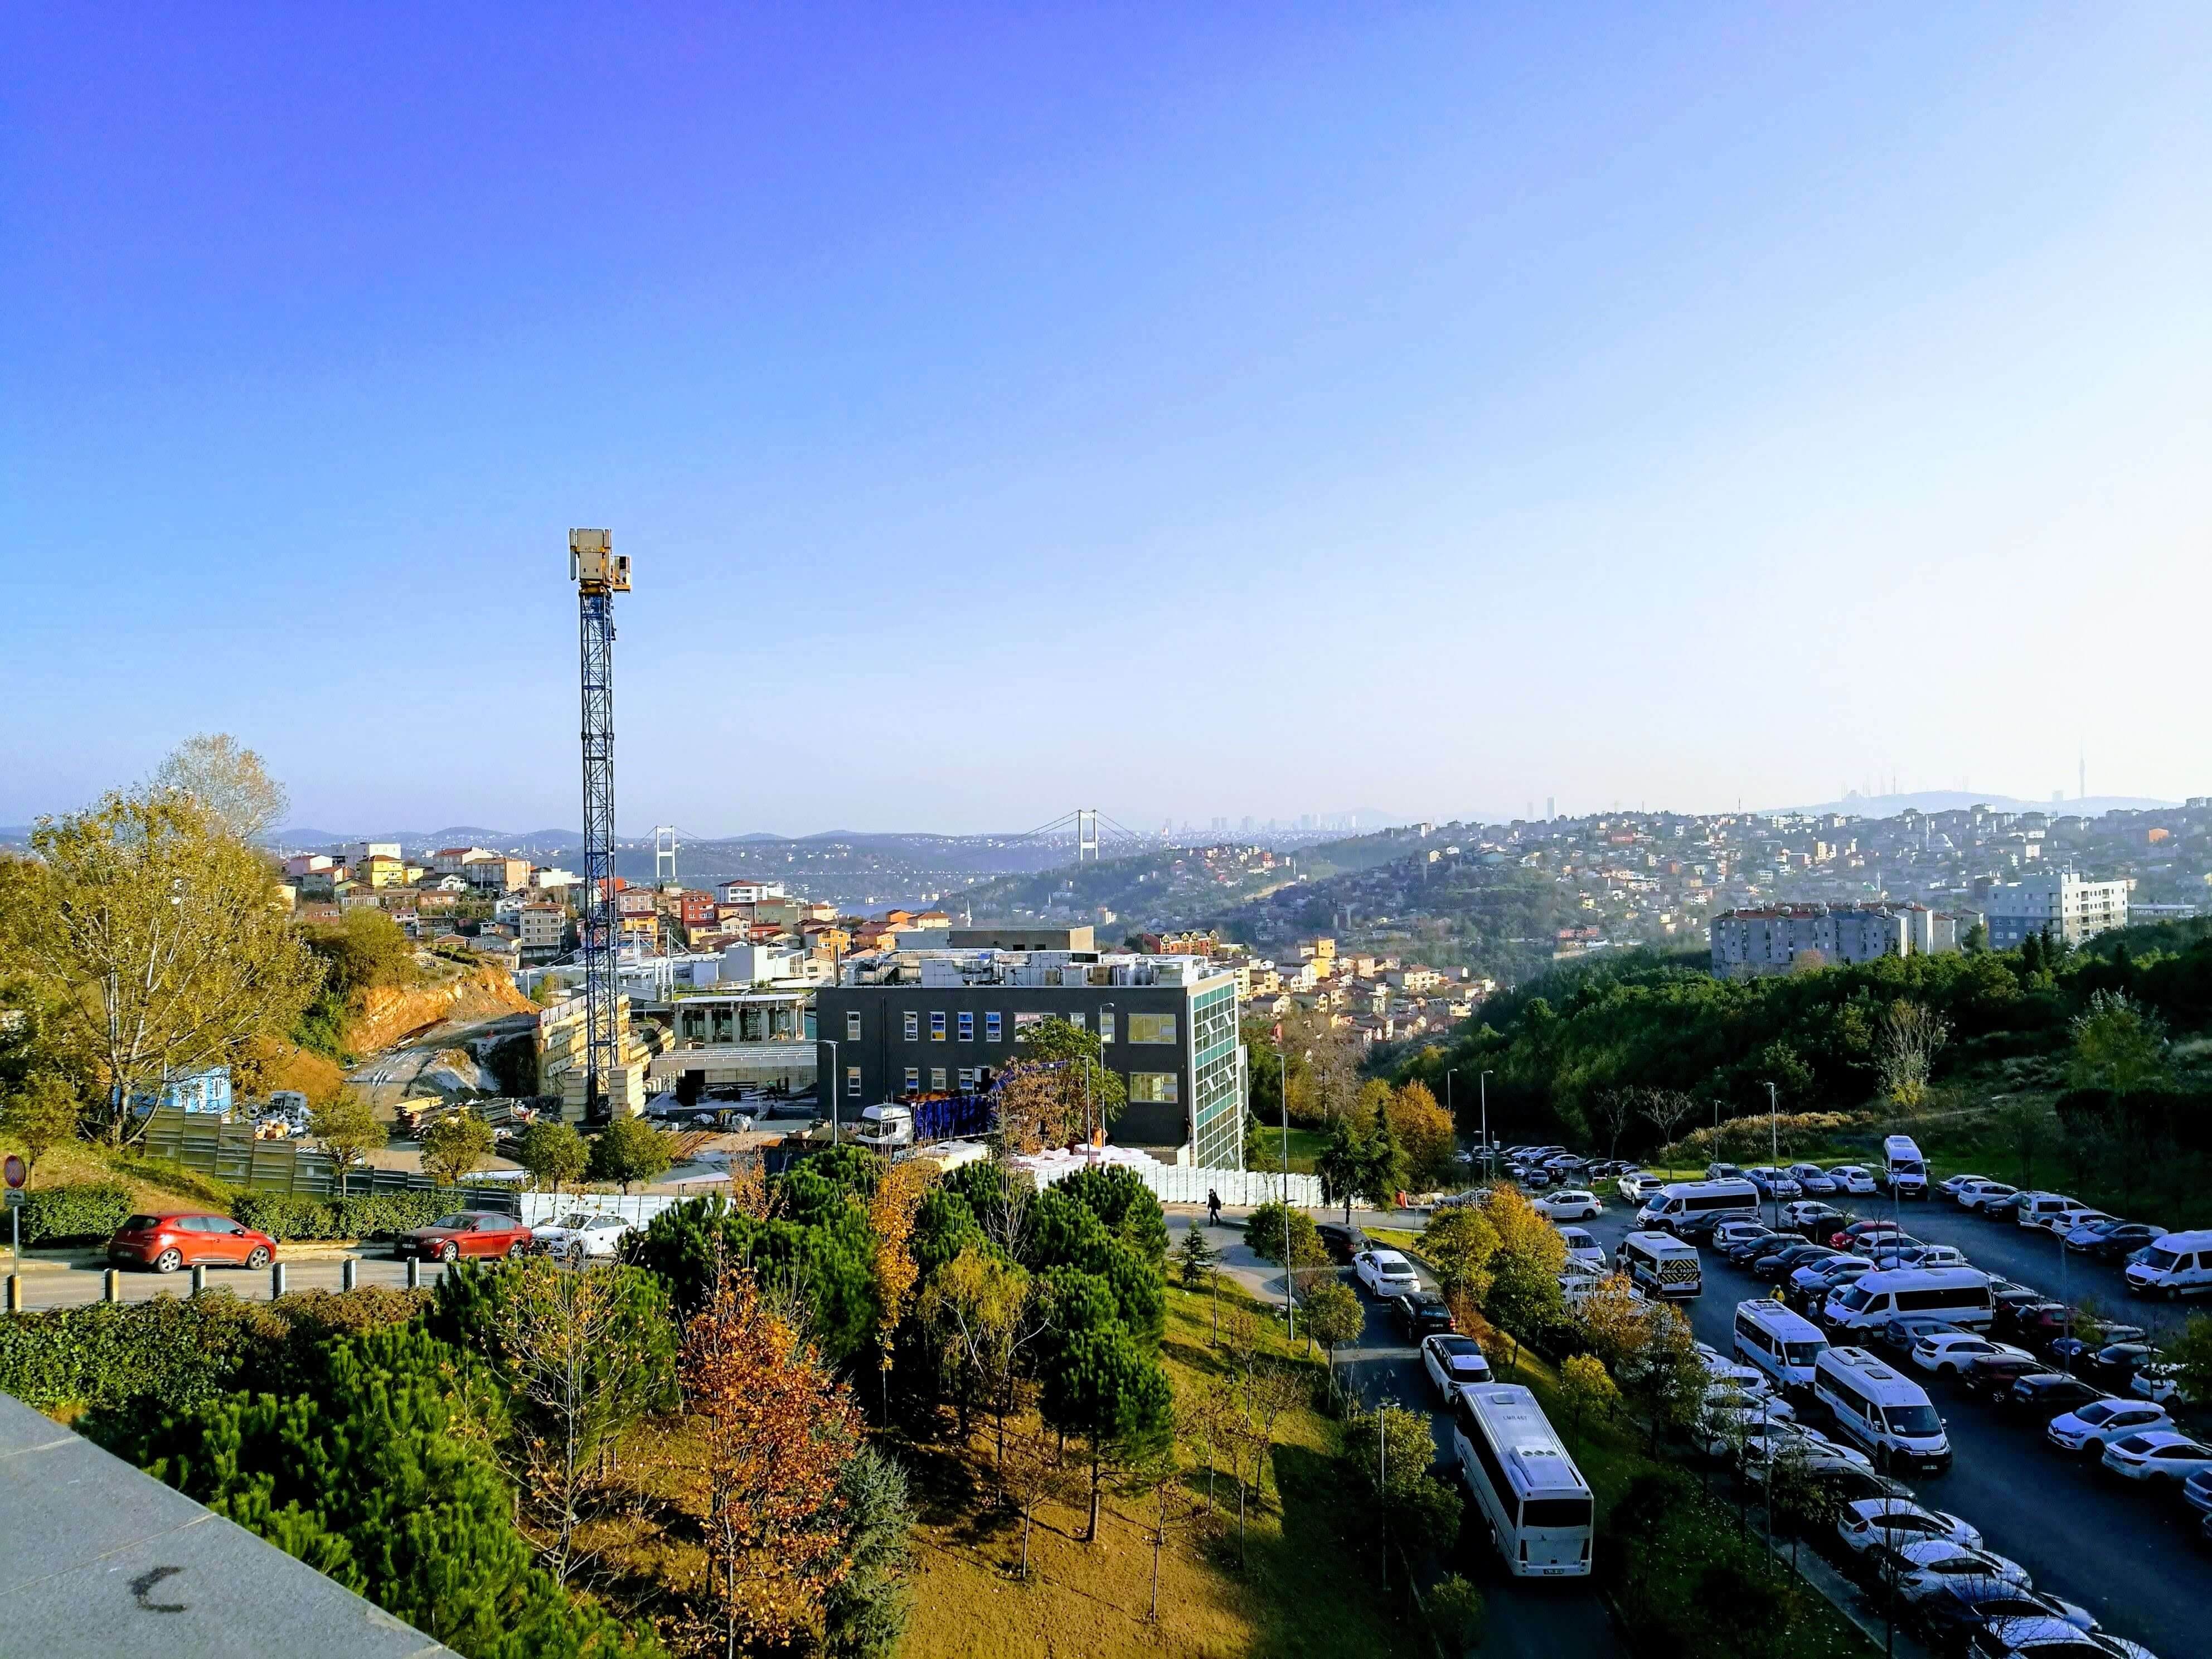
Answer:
(1601, 1469, 1810, 1659)
(18, 1179, 134, 1245)
(231, 1188, 454, 1241)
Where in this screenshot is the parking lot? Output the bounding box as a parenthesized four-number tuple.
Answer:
(1578, 1192, 2211, 1657)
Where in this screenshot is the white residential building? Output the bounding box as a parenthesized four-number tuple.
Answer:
(1984, 872, 2129, 949)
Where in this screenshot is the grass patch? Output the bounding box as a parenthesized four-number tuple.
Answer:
(1249, 1126, 1329, 1175)
(0, 1134, 240, 1219)
(895, 1281, 1430, 1659)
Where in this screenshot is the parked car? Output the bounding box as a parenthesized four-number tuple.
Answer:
(1354, 1249, 1420, 1298)
(1954, 1179, 2020, 1212)
(1738, 1424, 1872, 1485)
(1420, 1333, 1492, 1398)
(1787, 1162, 1839, 1195)
(2132, 1362, 2198, 1406)
(1976, 1190, 2028, 1220)
(1783, 1200, 1848, 1235)
(2047, 1326, 2147, 1370)
(2101, 1430, 2212, 1485)
(1536, 1189, 1602, 1221)
(1865, 1244, 1972, 1273)
(1557, 1225, 1607, 1272)
(1996, 1298, 2069, 1342)
(2078, 1222, 2168, 1264)
(528, 1211, 636, 1260)
(1989, 1286, 2049, 1334)
(1939, 1173, 1995, 1200)
(1835, 1497, 1982, 1554)
(2182, 1467, 2212, 1517)
(1914, 1333, 2032, 1379)
(1917, 1586, 2099, 1649)
(1831, 1218, 1904, 1250)
(1791, 1255, 1870, 1299)
(107, 1211, 278, 1274)
(1968, 1618, 2155, 1658)
(1617, 1171, 1665, 1205)
(1808, 1462, 1913, 1506)
(2082, 1342, 2155, 1390)
(1756, 1243, 1836, 1279)
(1316, 1221, 1371, 1264)
(1392, 1292, 1456, 1340)
(396, 1211, 535, 1263)
(1828, 1165, 1878, 1196)
(2015, 1304, 2097, 1350)
(1966, 1352, 2057, 1398)
(2003, 1373, 2109, 1419)
(1721, 1230, 1784, 1267)
(1707, 1162, 1748, 1182)
(1866, 1539, 2030, 1602)
(2045, 1397, 2171, 1453)
(2052, 1208, 2117, 1243)
(1747, 1167, 1803, 1200)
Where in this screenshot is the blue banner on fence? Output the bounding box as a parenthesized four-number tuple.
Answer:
(914, 1093, 995, 1141)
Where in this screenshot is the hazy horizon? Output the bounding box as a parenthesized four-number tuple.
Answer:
(9, 8, 2212, 832)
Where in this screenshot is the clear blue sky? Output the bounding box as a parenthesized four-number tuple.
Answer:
(7, 6, 2210, 834)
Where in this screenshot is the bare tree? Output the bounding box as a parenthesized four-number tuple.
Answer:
(1638, 1088, 1696, 1163)
(1874, 1001, 1951, 1109)
(1590, 1088, 1635, 1158)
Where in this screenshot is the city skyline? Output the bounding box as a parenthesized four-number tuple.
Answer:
(9, 8, 2212, 832)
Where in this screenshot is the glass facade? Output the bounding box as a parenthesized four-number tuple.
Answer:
(1190, 981, 1243, 1168)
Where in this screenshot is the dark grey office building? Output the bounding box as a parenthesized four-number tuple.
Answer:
(813, 953, 1244, 1167)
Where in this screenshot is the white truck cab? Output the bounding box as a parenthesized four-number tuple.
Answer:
(853, 1103, 915, 1148)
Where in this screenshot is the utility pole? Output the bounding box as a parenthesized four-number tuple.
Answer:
(1275, 1022, 1293, 1340)
(1480, 1070, 1492, 1179)
(1765, 1081, 1779, 1228)
(570, 529, 630, 1123)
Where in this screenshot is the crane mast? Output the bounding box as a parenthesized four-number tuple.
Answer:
(569, 529, 630, 1120)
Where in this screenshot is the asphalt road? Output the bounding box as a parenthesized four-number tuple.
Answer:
(1576, 1197, 2211, 1659)
(6, 1250, 457, 1309)
(1329, 1251, 1627, 1658)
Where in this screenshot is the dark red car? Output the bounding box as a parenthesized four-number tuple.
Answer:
(396, 1210, 533, 1263)
(108, 1211, 278, 1274)
(1827, 1219, 1903, 1250)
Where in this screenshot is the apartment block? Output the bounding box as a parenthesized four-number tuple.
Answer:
(1984, 872, 2130, 949)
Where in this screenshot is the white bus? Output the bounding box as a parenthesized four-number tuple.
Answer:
(1812, 1346, 1951, 1474)
(1733, 1299, 1828, 1391)
(1821, 1267, 1993, 1335)
(1615, 1231, 1702, 1299)
(1636, 1180, 1760, 1238)
(1451, 1384, 1594, 1578)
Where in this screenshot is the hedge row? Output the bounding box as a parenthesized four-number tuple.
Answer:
(0, 1287, 427, 1419)
(230, 1189, 456, 1241)
(18, 1181, 136, 1246)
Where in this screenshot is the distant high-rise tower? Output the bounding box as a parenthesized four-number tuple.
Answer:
(1546, 796, 1556, 821)
(2079, 750, 2086, 802)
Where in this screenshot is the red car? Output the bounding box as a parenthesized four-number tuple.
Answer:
(108, 1211, 278, 1274)
(1828, 1219, 1903, 1250)
(396, 1210, 534, 1263)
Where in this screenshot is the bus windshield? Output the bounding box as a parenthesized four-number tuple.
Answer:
(1884, 1404, 1941, 1437)
(1833, 1286, 1870, 1311)
(1520, 1496, 1592, 1530)
(1784, 1341, 1825, 1366)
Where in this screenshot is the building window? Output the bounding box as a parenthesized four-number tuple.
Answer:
(1098, 1012, 1115, 1045)
(930, 1068, 947, 1092)
(930, 1011, 947, 1041)
(1129, 1072, 1179, 1104)
(958, 1067, 978, 1090)
(904, 1010, 919, 1041)
(986, 1012, 1002, 1042)
(904, 1067, 920, 1094)
(846, 1066, 861, 1098)
(1067, 1011, 1087, 1031)
(1013, 1012, 1043, 1042)
(958, 1011, 974, 1041)
(845, 1011, 861, 1041)
(1128, 1013, 1177, 1044)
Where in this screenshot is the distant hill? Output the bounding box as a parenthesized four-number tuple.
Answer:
(1773, 791, 2179, 818)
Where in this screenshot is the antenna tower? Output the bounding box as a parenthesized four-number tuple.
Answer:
(569, 528, 631, 1121)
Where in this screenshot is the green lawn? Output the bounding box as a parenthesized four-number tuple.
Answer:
(1251, 1126, 1329, 1175)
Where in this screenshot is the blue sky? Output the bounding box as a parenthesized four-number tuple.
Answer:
(6, 6, 2210, 833)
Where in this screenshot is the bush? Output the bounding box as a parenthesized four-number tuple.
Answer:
(1425, 1574, 1484, 1648)
(232, 1188, 456, 1241)
(19, 1180, 135, 1245)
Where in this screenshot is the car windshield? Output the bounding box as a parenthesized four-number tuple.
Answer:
(2077, 1401, 2116, 1424)
(1884, 1404, 1942, 1437)
(431, 1214, 472, 1230)
(2141, 1246, 2183, 1272)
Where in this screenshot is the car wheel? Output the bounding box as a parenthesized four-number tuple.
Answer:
(245, 1246, 271, 1270)
(153, 1247, 182, 1274)
(440, 1241, 459, 1263)
(508, 1240, 527, 1258)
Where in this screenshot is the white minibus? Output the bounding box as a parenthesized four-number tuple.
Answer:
(1615, 1231, 1702, 1299)
(1813, 1346, 1951, 1473)
(1733, 1299, 1828, 1391)
(2126, 1229, 2212, 1299)
(1882, 1135, 1928, 1199)
(1636, 1180, 1760, 1238)
(1451, 1384, 1594, 1577)
(1821, 1267, 1993, 1335)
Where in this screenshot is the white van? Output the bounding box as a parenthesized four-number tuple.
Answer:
(2014, 1191, 2079, 1231)
(1813, 1346, 1951, 1474)
(1822, 1267, 1993, 1335)
(2126, 1229, 2212, 1299)
(1733, 1299, 1828, 1391)
(1636, 1180, 1760, 1238)
(1881, 1135, 1928, 1199)
(1616, 1231, 1702, 1299)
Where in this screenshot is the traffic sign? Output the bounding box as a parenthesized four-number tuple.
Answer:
(4, 1190, 24, 1210)
(2, 1155, 22, 1190)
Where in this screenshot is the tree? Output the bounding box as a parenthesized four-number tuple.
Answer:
(590, 1114, 674, 1194)
(821, 1446, 916, 1659)
(420, 1111, 495, 1186)
(308, 1093, 384, 1196)
(1569, 1272, 1652, 1372)
(1478, 1186, 1567, 1340)
(148, 733, 289, 843)
(997, 1425, 1080, 1581)
(1303, 1278, 1363, 1385)
(2169, 1314, 2212, 1411)
(1040, 1324, 1175, 1543)
(1639, 1088, 1696, 1162)
(1343, 1399, 1463, 1574)
(1874, 1001, 1950, 1109)
(866, 1157, 938, 1413)
(1997, 1097, 2060, 1190)
(1589, 1088, 1635, 1160)
(2070, 989, 2170, 1098)
(512, 1119, 589, 1196)
(431, 1259, 680, 1585)
(1022, 1016, 1128, 1134)
(0, 1073, 81, 1181)
(0, 792, 324, 1146)
(300, 905, 420, 999)
(919, 1244, 1044, 1459)
(1558, 1352, 1618, 1453)
(1421, 1204, 1500, 1304)
(1617, 1303, 1704, 1453)
(532, 974, 569, 1007)
(1360, 1087, 1410, 1206)
(1175, 1221, 1223, 1342)
(681, 1262, 866, 1655)
(1315, 1116, 1367, 1223)
(1386, 1079, 1456, 1186)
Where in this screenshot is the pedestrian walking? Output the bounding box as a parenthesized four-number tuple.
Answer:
(1206, 1187, 1221, 1226)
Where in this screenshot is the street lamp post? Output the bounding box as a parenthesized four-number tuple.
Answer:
(1274, 1023, 1293, 1340)
(1765, 1081, 1780, 1228)
(1480, 1070, 1492, 1179)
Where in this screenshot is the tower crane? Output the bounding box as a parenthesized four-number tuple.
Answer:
(569, 528, 630, 1120)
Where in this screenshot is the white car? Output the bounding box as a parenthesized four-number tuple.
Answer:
(1865, 1243, 1971, 1272)
(1912, 1332, 2030, 1377)
(1617, 1171, 1665, 1205)
(1747, 1167, 1803, 1200)
(2046, 1398, 2170, 1452)
(1835, 1497, 1982, 1554)
(528, 1210, 637, 1260)
(1558, 1225, 1607, 1271)
(1793, 1256, 1870, 1296)
(1739, 1425, 1872, 1484)
(1956, 1179, 2020, 1213)
(1937, 1173, 1989, 1199)
(1692, 1395, 1797, 1457)
(2131, 1364, 2197, 1406)
(1355, 1249, 1420, 1298)
(1974, 1618, 2157, 1659)
(1537, 1189, 1601, 1221)
(1421, 1333, 1493, 1398)
(2101, 1429, 2212, 1483)
(1873, 1539, 2030, 1602)
(1829, 1165, 1878, 1195)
